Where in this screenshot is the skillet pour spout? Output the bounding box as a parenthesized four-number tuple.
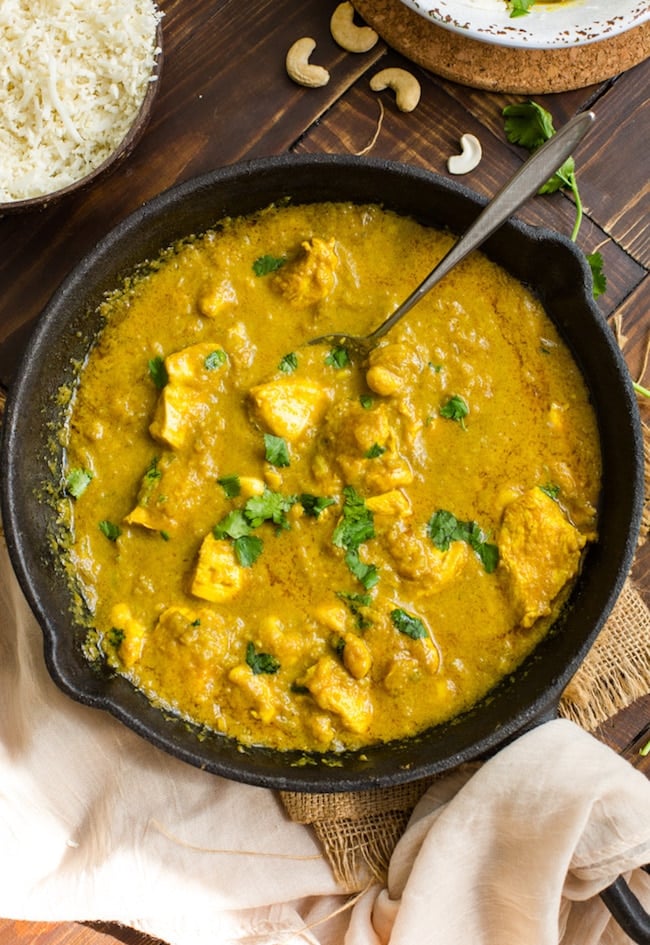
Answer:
(0, 154, 644, 795)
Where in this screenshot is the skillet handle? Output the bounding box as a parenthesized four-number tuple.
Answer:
(600, 872, 650, 944)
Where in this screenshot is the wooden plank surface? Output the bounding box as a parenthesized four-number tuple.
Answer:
(0, 0, 648, 942)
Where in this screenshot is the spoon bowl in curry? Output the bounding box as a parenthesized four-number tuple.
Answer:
(309, 110, 595, 359)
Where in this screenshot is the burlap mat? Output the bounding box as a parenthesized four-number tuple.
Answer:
(281, 426, 650, 893)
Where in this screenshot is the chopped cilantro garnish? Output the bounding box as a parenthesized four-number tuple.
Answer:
(539, 483, 560, 501)
(333, 486, 375, 551)
(107, 627, 125, 646)
(99, 520, 121, 542)
(330, 634, 346, 657)
(337, 590, 372, 628)
(365, 443, 386, 459)
(428, 509, 499, 574)
(204, 349, 227, 370)
(218, 474, 241, 498)
(300, 493, 336, 518)
(246, 641, 280, 674)
(244, 489, 295, 529)
(160, 530, 170, 541)
(507, 0, 535, 17)
(359, 394, 374, 409)
(144, 456, 162, 483)
(279, 352, 298, 374)
(440, 394, 469, 429)
(213, 509, 251, 540)
(264, 433, 290, 467)
(147, 356, 168, 389)
(345, 549, 379, 590)
(253, 254, 286, 276)
(65, 467, 93, 499)
(233, 534, 263, 567)
(325, 346, 351, 369)
(391, 608, 428, 640)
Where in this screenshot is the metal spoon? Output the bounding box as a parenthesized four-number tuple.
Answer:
(309, 110, 595, 358)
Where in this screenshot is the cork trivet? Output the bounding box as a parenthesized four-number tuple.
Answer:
(281, 425, 650, 893)
(353, 0, 650, 93)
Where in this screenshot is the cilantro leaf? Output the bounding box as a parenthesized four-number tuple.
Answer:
(244, 489, 295, 529)
(246, 641, 280, 674)
(148, 356, 168, 389)
(204, 349, 227, 370)
(502, 101, 590, 244)
(253, 254, 286, 276)
(234, 534, 263, 567)
(427, 509, 499, 573)
(539, 483, 560, 501)
(440, 394, 469, 429)
(107, 627, 125, 646)
(345, 549, 379, 590)
(508, 0, 536, 17)
(427, 509, 465, 551)
(99, 520, 121, 542)
(325, 346, 351, 369)
(65, 467, 93, 499)
(503, 101, 554, 151)
(300, 493, 336, 518)
(279, 352, 298, 374)
(359, 394, 374, 410)
(213, 509, 251, 540)
(218, 474, 241, 498)
(365, 443, 386, 459)
(337, 590, 372, 628)
(264, 433, 290, 467)
(391, 608, 428, 640)
(333, 486, 375, 551)
(586, 251, 607, 299)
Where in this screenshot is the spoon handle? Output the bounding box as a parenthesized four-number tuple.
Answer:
(367, 109, 595, 345)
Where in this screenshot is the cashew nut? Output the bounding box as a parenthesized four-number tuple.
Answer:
(330, 2, 379, 53)
(286, 37, 330, 88)
(447, 134, 482, 175)
(369, 68, 421, 113)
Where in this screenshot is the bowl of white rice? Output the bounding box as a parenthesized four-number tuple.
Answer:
(0, 0, 163, 213)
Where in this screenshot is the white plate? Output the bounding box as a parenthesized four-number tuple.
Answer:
(398, 0, 650, 48)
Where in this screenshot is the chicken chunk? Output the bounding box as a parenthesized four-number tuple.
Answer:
(498, 488, 587, 628)
(109, 603, 146, 668)
(228, 664, 277, 724)
(191, 533, 247, 602)
(299, 656, 372, 734)
(249, 377, 331, 442)
(271, 237, 339, 306)
(149, 342, 228, 449)
(366, 342, 426, 397)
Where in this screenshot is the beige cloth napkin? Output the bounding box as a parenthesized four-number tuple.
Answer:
(1, 536, 650, 945)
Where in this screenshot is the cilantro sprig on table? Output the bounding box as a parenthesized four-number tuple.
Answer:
(502, 101, 605, 299)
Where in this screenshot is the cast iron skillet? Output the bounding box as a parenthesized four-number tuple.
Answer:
(3, 154, 649, 942)
(1, 154, 644, 790)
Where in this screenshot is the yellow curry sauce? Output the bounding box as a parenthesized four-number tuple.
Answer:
(63, 202, 601, 752)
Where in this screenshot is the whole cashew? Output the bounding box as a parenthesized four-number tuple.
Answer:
(447, 133, 482, 174)
(330, 2, 379, 53)
(286, 37, 330, 88)
(369, 68, 421, 113)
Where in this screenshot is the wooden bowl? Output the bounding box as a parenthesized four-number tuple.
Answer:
(0, 21, 163, 216)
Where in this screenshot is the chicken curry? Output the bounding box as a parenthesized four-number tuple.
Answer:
(62, 201, 601, 753)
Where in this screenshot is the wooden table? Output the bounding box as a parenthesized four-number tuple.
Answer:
(0, 1, 648, 941)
